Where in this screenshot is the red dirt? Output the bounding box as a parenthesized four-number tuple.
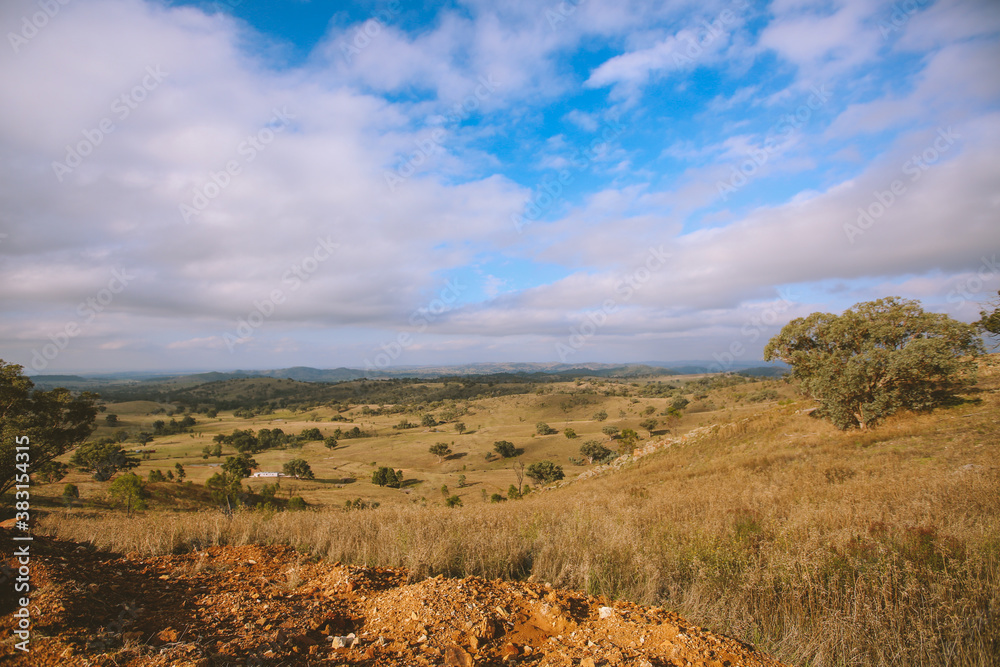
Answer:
(1, 531, 789, 666)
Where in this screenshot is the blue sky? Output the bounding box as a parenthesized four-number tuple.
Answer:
(1, 0, 998, 373)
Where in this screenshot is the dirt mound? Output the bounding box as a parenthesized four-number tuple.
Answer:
(1, 531, 788, 666)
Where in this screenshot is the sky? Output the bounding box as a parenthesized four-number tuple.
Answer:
(1, 0, 998, 374)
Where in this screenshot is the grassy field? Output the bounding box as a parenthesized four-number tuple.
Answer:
(43, 374, 788, 509)
(34, 360, 1000, 665)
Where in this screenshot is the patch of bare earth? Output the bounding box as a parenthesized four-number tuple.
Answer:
(1, 532, 788, 666)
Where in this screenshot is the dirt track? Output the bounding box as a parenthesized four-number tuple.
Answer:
(1, 531, 789, 666)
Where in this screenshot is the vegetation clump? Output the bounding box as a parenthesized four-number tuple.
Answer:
(765, 297, 983, 429)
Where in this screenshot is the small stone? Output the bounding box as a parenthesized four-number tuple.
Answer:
(331, 633, 357, 648)
(444, 644, 474, 666)
(599, 606, 614, 619)
(581, 659, 597, 667)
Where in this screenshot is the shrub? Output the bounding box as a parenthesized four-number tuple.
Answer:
(493, 440, 517, 458)
(580, 440, 613, 464)
(536, 422, 558, 435)
(108, 473, 147, 516)
(526, 461, 564, 485)
(287, 496, 307, 511)
(61, 483, 79, 506)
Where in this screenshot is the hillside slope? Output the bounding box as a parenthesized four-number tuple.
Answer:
(19, 356, 1000, 665)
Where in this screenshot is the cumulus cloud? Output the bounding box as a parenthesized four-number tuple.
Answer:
(1, 0, 998, 372)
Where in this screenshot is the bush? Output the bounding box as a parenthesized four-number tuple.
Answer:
(61, 483, 79, 505)
(526, 461, 564, 485)
(580, 440, 613, 464)
(445, 495, 462, 508)
(108, 473, 147, 516)
(493, 440, 516, 458)
(287, 496, 307, 511)
(489, 493, 506, 503)
(563, 428, 577, 439)
(536, 422, 557, 435)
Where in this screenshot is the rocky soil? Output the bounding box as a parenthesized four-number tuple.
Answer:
(1, 530, 789, 666)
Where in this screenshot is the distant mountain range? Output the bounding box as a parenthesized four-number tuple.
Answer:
(28, 360, 786, 389)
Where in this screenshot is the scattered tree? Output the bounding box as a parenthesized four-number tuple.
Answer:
(563, 428, 577, 439)
(445, 495, 462, 507)
(526, 461, 565, 485)
(601, 425, 620, 440)
(457, 474, 466, 488)
(421, 413, 437, 427)
(980, 290, 1000, 348)
(288, 496, 307, 510)
(455, 422, 466, 434)
(70, 441, 140, 481)
(105, 413, 119, 426)
(61, 483, 79, 506)
(371, 466, 402, 488)
(593, 410, 608, 422)
(493, 440, 517, 458)
(222, 452, 258, 479)
(580, 440, 613, 464)
(108, 472, 147, 516)
(206, 472, 244, 510)
(148, 469, 166, 482)
(618, 428, 640, 453)
(764, 297, 983, 429)
(639, 418, 658, 436)
(283, 458, 315, 479)
(511, 458, 526, 497)
(174, 463, 186, 481)
(0, 360, 99, 494)
(429, 442, 452, 462)
(536, 422, 557, 435)
(324, 436, 339, 449)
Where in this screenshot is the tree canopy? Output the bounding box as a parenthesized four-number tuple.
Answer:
(70, 441, 140, 481)
(371, 466, 402, 488)
(980, 290, 1000, 347)
(526, 461, 565, 485)
(429, 442, 452, 462)
(493, 440, 516, 458)
(764, 297, 983, 429)
(1, 360, 99, 494)
(282, 458, 314, 479)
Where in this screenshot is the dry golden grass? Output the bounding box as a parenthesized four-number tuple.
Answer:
(39, 360, 1000, 666)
